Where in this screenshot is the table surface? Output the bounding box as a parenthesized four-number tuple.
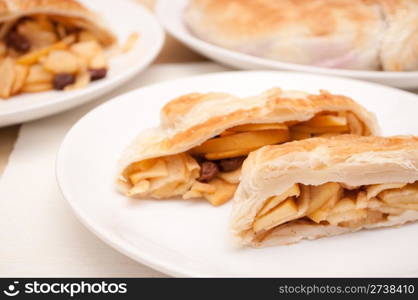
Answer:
(0, 0, 207, 177)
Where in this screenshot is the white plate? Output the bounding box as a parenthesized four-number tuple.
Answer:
(0, 0, 164, 127)
(156, 0, 418, 90)
(56, 71, 418, 277)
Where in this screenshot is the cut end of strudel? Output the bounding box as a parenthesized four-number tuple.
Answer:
(231, 135, 418, 247)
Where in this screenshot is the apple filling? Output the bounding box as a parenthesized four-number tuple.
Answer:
(252, 181, 418, 242)
(0, 15, 121, 98)
(123, 111, 368, 205)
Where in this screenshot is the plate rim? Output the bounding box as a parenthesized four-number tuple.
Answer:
(156, 0, 418, 80)
(55, 70, 418, 277)
(0, 0, 165, 127)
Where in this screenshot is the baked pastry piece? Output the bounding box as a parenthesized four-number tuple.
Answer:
(0, 0, 116, 99)
(117, 88, 379, 206)
(185, 0, 418, 71)
(231, 135, 418, 247)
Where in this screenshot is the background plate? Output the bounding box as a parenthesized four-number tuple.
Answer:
(0, 0, 164, 127)
(57, 71, 418, 277)
(156, 0, 418, 89)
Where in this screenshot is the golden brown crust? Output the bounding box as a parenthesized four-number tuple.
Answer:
(188, 0, 378, 38)
(165, 90, 376, 148)
(185, 0, 418, 71)
(162, 93, 206, 121)
(161, 92, 235, 128)
(255, 135, 418, 165)
(0, 0, 115, 45)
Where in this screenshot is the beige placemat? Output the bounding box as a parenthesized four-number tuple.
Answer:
(0, 0, 207, 177)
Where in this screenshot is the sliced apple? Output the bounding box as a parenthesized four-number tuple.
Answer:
(218, 168, 242, 184)
(324, 194, 369, 226)
(191, 129, 289, 155)
(70, 40, 101, 62)
(387, 203, 418, 210)
(346, 112, 364, 135)
(330, 197, 356, 213)
(308, 209, 329, 224)
(356, 191, 368, 209)
(366, 183, 406, 200)
(203, 178, 237, 206)
(257, 184, 300, 217)
(127, 180, 150, 197)
(289, 130, 311, 140)
(16, 36, 75, 65)
(152, 181, 183, 198)
(11, 64, 29, 95)
(125, 158, 158, 176)
(307, 182, 342, 223)
(204, 148, 256, 160)
(0, 58, 15, 98)
(313, 133, 341, 138)
(183, 189, 203, 200)
(190, 181, 216, 194)
(304, 115, 347, 127)
(379, 182, 418, 205)
(219, 130, 236, 137)
(253, 197, 298, 232)
(299, 184, 311, 210)
(229, 123, 288, 132)
(25, 64, 53, 84)
(327, 209, 367, 226)
(129, 159, 168, 184)
(307, 183, 342, 214)
(21, 82, 53, 93)
(290, 125, 349, 134)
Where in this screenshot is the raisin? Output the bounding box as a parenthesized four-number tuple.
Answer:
(5, 31, 30, 52)
(198, 161, 219, 182)
(89, 68, 107, 81)
(53, 73, 75, 90)
(218, 157, 245, 172)
(66, 26, 81, 35)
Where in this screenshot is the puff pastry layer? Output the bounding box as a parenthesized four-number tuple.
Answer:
(231, 135, 418, 246)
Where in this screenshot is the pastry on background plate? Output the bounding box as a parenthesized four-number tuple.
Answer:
(0, 0, 118, 99)
(231, 135, 418, 247)
(185, 0, 418, 71)
(117, 88, 379, 206)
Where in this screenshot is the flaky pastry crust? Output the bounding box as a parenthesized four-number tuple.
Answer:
(117, 88, 379, 194)
(231, 135, 418, 246)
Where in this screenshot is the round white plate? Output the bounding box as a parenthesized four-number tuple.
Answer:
(56, 71, 418, 277)
(156, 0, 418, 90)
(0, 0, 164, 127)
